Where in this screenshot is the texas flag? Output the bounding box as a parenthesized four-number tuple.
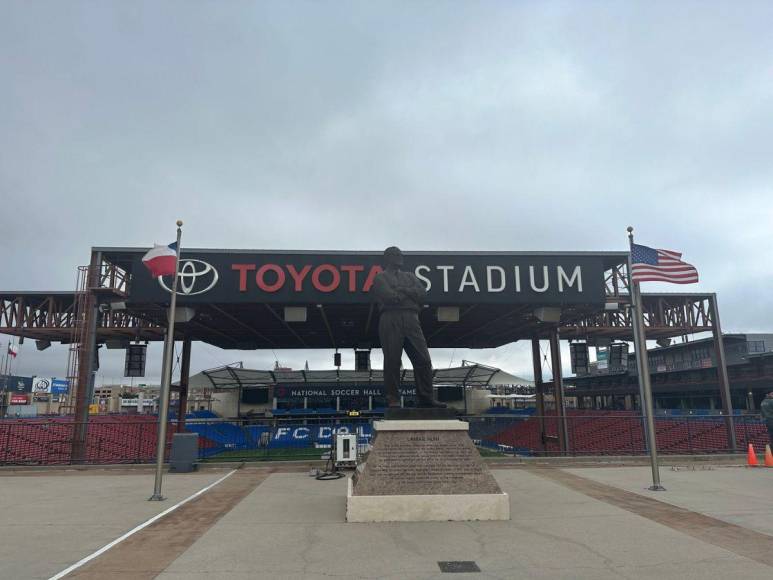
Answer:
(142, 242, 178, 278)
(7, 343, 18, 358)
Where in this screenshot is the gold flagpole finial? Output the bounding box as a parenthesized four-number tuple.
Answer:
(176, 220, 183, 227)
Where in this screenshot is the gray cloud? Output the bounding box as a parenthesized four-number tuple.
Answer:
(2, 1, 772, 383)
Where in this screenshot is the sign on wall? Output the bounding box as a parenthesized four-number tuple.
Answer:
(4, 376, 33, 393)
(32, 377, 52, 394)
(274, 384, 417, 398)
(128, 251, 608, 306)
(51, 378, 70, 395)
(597, 347, 609, 370)
(10, 393, 29, 404)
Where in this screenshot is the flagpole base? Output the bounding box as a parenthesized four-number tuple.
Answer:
(148, 494, 166, 501)
(648, 485, 666, 492)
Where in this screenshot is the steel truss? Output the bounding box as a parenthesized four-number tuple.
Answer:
(1, 259, 715, 344)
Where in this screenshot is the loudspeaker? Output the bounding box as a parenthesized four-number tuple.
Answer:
(36, 340, 51, 351)
(570, 343, 589, 375)
(124, 344, 147, 377)
(355, 349, 370, 372)
(333, 352, 342, 367)
(610, 343, 629, 368)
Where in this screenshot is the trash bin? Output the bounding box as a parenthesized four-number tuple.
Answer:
(169, 433, 198, 472)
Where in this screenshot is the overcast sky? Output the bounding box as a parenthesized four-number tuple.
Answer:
(2, 1, 772, 385)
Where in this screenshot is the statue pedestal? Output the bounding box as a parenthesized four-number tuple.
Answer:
(384, 407, 457, 420)
(346, 420, 510, 523)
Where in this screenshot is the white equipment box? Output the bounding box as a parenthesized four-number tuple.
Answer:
(335, 433, 358, 465)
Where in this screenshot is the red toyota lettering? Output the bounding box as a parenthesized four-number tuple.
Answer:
(311, 264, 340, 292)
(256, 264, 286, 292)
(362, 265, 383, 292)
(286, 264, 312, 291)
(232, 264, 256, 292)
(340, 265, 365, 291)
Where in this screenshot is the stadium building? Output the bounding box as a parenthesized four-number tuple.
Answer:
(0, 245, 755, 461)
(566, 333, 773, 412)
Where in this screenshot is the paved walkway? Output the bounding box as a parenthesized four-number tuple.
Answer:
(0, 469, 231, 580)
(3, 465, 773, 579)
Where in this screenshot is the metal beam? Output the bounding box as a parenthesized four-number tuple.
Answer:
(317, 305, 336, 350)
(264, 305, 307, 347)
(176, 338, 192, 433)
(531, 338, 546, 452)
(209, 305, 275, 346)
(549, 329, 569, 454)
(710, 293, 737, 452)
(72, 252, 101, 462)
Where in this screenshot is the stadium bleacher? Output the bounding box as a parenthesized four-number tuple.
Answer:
(0, 410, 768, 464)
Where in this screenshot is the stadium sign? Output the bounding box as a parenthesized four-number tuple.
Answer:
(270, 424, 372, 443)
(10, 393, 29, 404)
(130, 251, 606, 305)
(51, 378, 70, 395)
(274, 384, 416, 398)
(32, 377, 52, 394)
(3, 375, 33, 393)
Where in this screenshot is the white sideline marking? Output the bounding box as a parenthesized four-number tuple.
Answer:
(48, 469, 237, 580)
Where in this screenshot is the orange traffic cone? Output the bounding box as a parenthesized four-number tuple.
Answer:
(747, 443, 759, 467)
(764, 445, 773, 468)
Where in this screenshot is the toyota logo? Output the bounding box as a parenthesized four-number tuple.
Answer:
(158, 259, 219, 296)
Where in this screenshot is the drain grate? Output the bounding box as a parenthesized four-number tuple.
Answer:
(438, 561, 481, 573)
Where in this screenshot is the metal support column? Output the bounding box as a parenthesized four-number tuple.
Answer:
(710, 293, 737, 452)
(72, 251, 101, 462)
(531, 338, 546, 451)
(549, 330, 569, 454)
(176, 338, 192, 433)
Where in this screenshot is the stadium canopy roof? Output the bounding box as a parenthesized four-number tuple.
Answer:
(0, 247, 723, 349)
(1, 247, 643, 349)
(183, 362, 529, 391)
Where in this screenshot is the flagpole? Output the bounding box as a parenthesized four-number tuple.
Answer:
(149, 220, 184, 501)
(627, 226, 665, 491)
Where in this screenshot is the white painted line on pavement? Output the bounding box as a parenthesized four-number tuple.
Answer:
(48, 469, 237, 580)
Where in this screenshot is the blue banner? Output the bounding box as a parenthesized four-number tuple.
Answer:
(51, 378, 70, 394)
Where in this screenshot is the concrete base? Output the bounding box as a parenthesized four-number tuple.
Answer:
(385, 407, 458, 420)
(373, 419, 468, 431)
(346, 478, 510, 522)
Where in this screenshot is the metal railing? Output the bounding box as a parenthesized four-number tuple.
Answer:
(0, 413, 768, 465)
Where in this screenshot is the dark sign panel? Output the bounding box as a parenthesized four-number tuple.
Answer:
(128, 251, 607, 306)
(1, 375, 33, 393)
(274, 384, 417, 398)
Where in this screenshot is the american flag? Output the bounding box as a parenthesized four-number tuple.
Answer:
(630, 243, 699, 284)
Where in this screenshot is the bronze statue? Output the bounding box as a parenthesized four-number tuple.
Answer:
(372, 247, 445, 408)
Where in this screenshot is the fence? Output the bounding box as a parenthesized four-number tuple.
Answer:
(0, 416, 165, 465)
(469, 412, 769, 456)
(0, 413, 768, 465)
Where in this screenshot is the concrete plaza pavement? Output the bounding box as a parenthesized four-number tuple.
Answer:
(155, 468, 773, 580)
(3, 464, 773, 580)
(0, 468, 230, 580)
(568, 465, 773, 536)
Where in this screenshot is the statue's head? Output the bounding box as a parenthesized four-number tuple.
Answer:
(383, 246, 404, 268)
